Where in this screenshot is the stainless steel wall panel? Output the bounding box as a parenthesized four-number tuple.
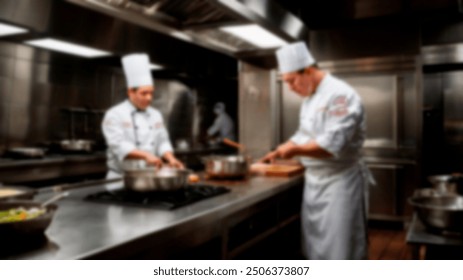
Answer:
(32, 83, 52, 106)
(48, 105, 69, 140)
(26, 105, 49, 144)
(0, 77, 12, 103)
(0, 42, 16, 58)
(14, 45, 38, 62)
(400, 73, 419, 148)
(239, 62, 273, 159)
(47, 67, 75, 86)
(342, 75, 397, 148)
(10, 79, 32, 105)
(0, 0, 52, 33)
(7, 104, 30, 146)
(13, 59, 33, 82)
(0, 104, 8, 151)
(0, 56, 15, 78)
(280, 81, 302, 142)
(442, 71, 463, 145)
(32, 63, 50, 85)
(423, 73, 442, 108)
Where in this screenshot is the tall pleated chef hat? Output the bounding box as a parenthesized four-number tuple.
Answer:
(276, 41, 316, 74)
(121, 53, 154, 88)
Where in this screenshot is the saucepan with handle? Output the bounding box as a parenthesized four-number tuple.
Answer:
(201, 138, 251, 179)
(0, 192, 68, 239)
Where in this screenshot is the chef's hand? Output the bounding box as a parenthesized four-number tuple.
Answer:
(258, 150, 280, 164)
(276, 142, 298, 159)
(144, 154, 163, 168)
(163, 152, 185, 169)
(167, 158, 185, 169)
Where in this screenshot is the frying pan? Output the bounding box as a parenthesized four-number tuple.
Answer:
(0, 200, 57, 238)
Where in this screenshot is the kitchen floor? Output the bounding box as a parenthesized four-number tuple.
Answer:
(368, 227, 412, 260)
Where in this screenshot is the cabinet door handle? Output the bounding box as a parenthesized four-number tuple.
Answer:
(368, 164, 404, 170)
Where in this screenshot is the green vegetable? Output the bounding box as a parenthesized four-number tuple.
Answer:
(0, 207, 46, 224)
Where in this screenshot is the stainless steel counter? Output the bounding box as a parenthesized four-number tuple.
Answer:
(3, 174, 304, 260)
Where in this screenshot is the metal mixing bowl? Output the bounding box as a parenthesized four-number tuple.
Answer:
(409, 195, 463, 231)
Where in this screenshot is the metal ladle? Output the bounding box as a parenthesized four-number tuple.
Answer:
(41, 192, 69, 208)
(223, 138, 246, 154)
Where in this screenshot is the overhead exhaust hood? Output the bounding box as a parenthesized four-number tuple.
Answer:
(65, 0, 308, 58)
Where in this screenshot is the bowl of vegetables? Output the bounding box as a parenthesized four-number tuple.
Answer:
(0, 201, 57, 238)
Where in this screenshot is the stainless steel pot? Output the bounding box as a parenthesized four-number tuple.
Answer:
(409, 195, 463, 232)
(203, 155, 250, 178)
(428, 174, 463, 195)
(59, 139, 94, 152)
(123, 160, 190, 191)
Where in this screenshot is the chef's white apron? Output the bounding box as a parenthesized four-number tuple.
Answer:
(301, 160, 372, 260)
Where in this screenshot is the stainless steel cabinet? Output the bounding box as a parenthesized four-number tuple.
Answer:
(367, 162, 417, 220)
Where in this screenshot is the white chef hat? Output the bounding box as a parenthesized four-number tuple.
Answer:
(276, 41, 316, 74)
(121, 53, 154, 88)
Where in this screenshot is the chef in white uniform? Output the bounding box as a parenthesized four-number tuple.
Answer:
(207, 102, 236, 141)
(102, 53, 184, 180)
(260, 42, 373, 259)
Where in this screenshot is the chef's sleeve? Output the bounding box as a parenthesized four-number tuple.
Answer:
(207, 116, 221, 136)
(290, 109, 311, 145)
(155, 115, 174, 157)
(101, 111, 136, 162)
(315, 93, 363, 158)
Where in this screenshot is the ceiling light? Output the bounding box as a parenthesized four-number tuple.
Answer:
(24, 38, 111, 58)
(150, 63, 163, 70)
(0, 22, 28, 37)
(220, 24, 288, 49)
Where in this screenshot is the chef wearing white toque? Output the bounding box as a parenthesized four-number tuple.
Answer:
(260, 42, 374, 260)
(102, 53, 184, 178)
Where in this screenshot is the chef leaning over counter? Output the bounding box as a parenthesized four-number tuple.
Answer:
(260, 42, 375, 260)
(102, 53, 184, 178)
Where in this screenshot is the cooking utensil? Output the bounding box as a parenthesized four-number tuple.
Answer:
(409, 195, 463, 232)
(0, 200, 57, 238)
(223, 138, 245, 153)
(123, 160, 190, 191)
(428, 174, 463, 195)
(203, 155, 250, 178)
(0, 185, 37, 201)
(59, 139, 94, 152)
(40, 192, 69, 207)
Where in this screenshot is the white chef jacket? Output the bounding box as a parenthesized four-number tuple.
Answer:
(291, 73, 371, 260)
(207, 112, 236, 141)
(102, 100, 173, 174)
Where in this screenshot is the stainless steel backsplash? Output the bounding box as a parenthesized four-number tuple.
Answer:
(0, 41, 238, 152)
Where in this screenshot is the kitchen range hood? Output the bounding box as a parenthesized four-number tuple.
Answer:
(65, 0, 308, 58)
(0, 0, 306, 72)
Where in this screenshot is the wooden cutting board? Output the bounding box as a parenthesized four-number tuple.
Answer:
(250, 163, 304, 177)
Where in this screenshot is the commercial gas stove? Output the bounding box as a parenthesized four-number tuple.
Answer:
(85, 184, 230, 210)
